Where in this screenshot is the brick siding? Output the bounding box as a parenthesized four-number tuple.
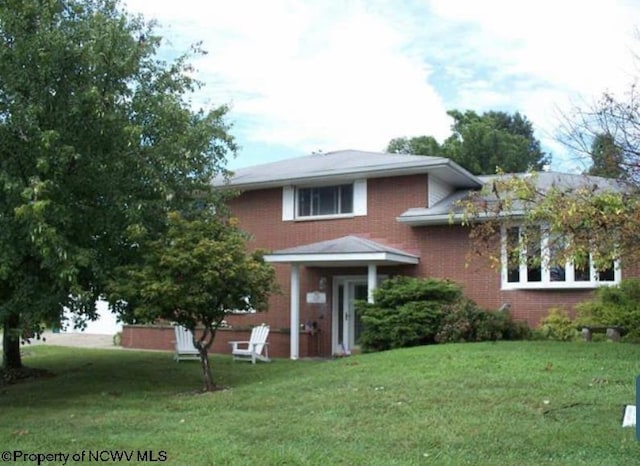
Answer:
(121, 325, 322, 359)
(125, 173, 629, 356)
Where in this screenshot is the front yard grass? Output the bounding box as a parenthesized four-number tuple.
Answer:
(1, 341, 639, 465)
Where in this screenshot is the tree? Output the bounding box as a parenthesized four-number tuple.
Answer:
(457, 171, 639, 276)
(386, 110, 550, 175)
(387, 135, 442, 157)
(559, 86, 640, 182)
(587, 133, 625, 178)
(0, 0, 235, 372)
(109, 211, 278, 392)
(443, 110, 550, 175)
(458, 68, 640, 273)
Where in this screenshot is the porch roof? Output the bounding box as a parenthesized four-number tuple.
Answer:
(264, 235, 419, 267)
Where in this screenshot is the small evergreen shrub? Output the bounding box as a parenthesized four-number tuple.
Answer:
(372, 276, 463, 308)
(357, 277, 461, 352)
(536, 307, 578, 341)
(358, 300, 446, 351)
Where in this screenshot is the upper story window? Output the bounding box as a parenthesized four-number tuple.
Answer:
(282, 179, 367, 221)
(297, 184, 353, 217)
(502, 225, 620, 290)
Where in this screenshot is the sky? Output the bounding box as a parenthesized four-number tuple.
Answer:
(123, 0, 640, 172)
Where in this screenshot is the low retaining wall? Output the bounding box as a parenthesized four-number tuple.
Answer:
(121, 325, 322, 359)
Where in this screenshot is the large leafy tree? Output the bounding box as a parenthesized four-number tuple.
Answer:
(0, 0, 235, 371)
(110, 211, 278, 392)
(386, 135, 441, 157)
(387, 110, 550, 175)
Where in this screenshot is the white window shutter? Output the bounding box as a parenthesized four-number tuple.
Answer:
(282, 186, 295, 221)
(354, 179, 367, 216)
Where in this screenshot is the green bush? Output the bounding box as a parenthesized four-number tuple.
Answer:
(358, 300, 446, 352)
(435, 300, 530, 343)
(536, 307, 578, 341)
(500, 312, 532, 341)
(371, 276, 463, 308)
(357, 277, 461, 352)
(357, 276, 530, 352)
(575, 279, 640, 334)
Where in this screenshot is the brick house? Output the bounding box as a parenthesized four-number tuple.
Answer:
(122, 150, 623, 358)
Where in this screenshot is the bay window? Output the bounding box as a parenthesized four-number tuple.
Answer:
(502, 225, 620, 289)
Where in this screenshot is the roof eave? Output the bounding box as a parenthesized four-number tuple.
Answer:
(220, 160, 483, 191)
(264, 252, 419, 265)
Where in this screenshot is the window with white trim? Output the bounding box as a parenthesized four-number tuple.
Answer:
(298, 184, 353, 217)
(502, 225, 620, 289)
(282, 179, 367, 221)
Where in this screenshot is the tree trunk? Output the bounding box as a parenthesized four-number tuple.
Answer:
(3, 312, 23, 370)
(199, 348, 216, 391)
(197, 325, 218, 391)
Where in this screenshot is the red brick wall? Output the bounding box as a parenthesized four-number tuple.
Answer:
(226, 174, 612, 331)
(409, 225, 597, 323)
(229, 175, 426, 254)
(122, 325, 175, 351)
(125, 173, 632, 355)
(121, 325, 322, 359)
(224, 175, 429, 348)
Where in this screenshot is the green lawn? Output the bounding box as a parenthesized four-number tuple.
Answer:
(1, 341, 639, 465)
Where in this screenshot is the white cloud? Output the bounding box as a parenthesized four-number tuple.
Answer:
(124, 0, 640, 171)
(125, 0, 451, 155)
(428, 0, 640, 170)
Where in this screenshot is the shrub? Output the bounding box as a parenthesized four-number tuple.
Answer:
(358, 300, 446, 352)
(371, 276, 463, 308)
(500, 312, 532, 341)
(536, 307, 578, 341)
(358, 276, 530, 351)
(575, 279, 640, 334)
(435, 300, 530, 343)
(357, 277, 461, 352)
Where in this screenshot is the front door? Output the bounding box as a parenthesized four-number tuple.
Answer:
(333, 278, 368, 355)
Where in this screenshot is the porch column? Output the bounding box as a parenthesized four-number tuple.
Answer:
(367, 263, 377, 304)
(290, 264, 300, 360)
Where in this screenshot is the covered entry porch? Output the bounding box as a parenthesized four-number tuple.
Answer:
(264, 235, 419, 359)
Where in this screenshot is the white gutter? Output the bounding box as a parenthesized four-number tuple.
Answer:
(396, 211, 525, 227)
(264, 252, 419, 265)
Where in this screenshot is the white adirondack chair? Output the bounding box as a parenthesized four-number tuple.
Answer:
(229, 324, 270, 363)
(173, 325, 200, 362)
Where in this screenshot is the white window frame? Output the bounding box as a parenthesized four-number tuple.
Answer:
(500, 225, 621, 290)
(282, 179, 367, 221)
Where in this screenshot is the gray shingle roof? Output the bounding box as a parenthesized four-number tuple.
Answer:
(272, 235, 415, 256)
(397, 171, 628, 226)
(265, 235, 419, 265)
(216, 149, 482, 190)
